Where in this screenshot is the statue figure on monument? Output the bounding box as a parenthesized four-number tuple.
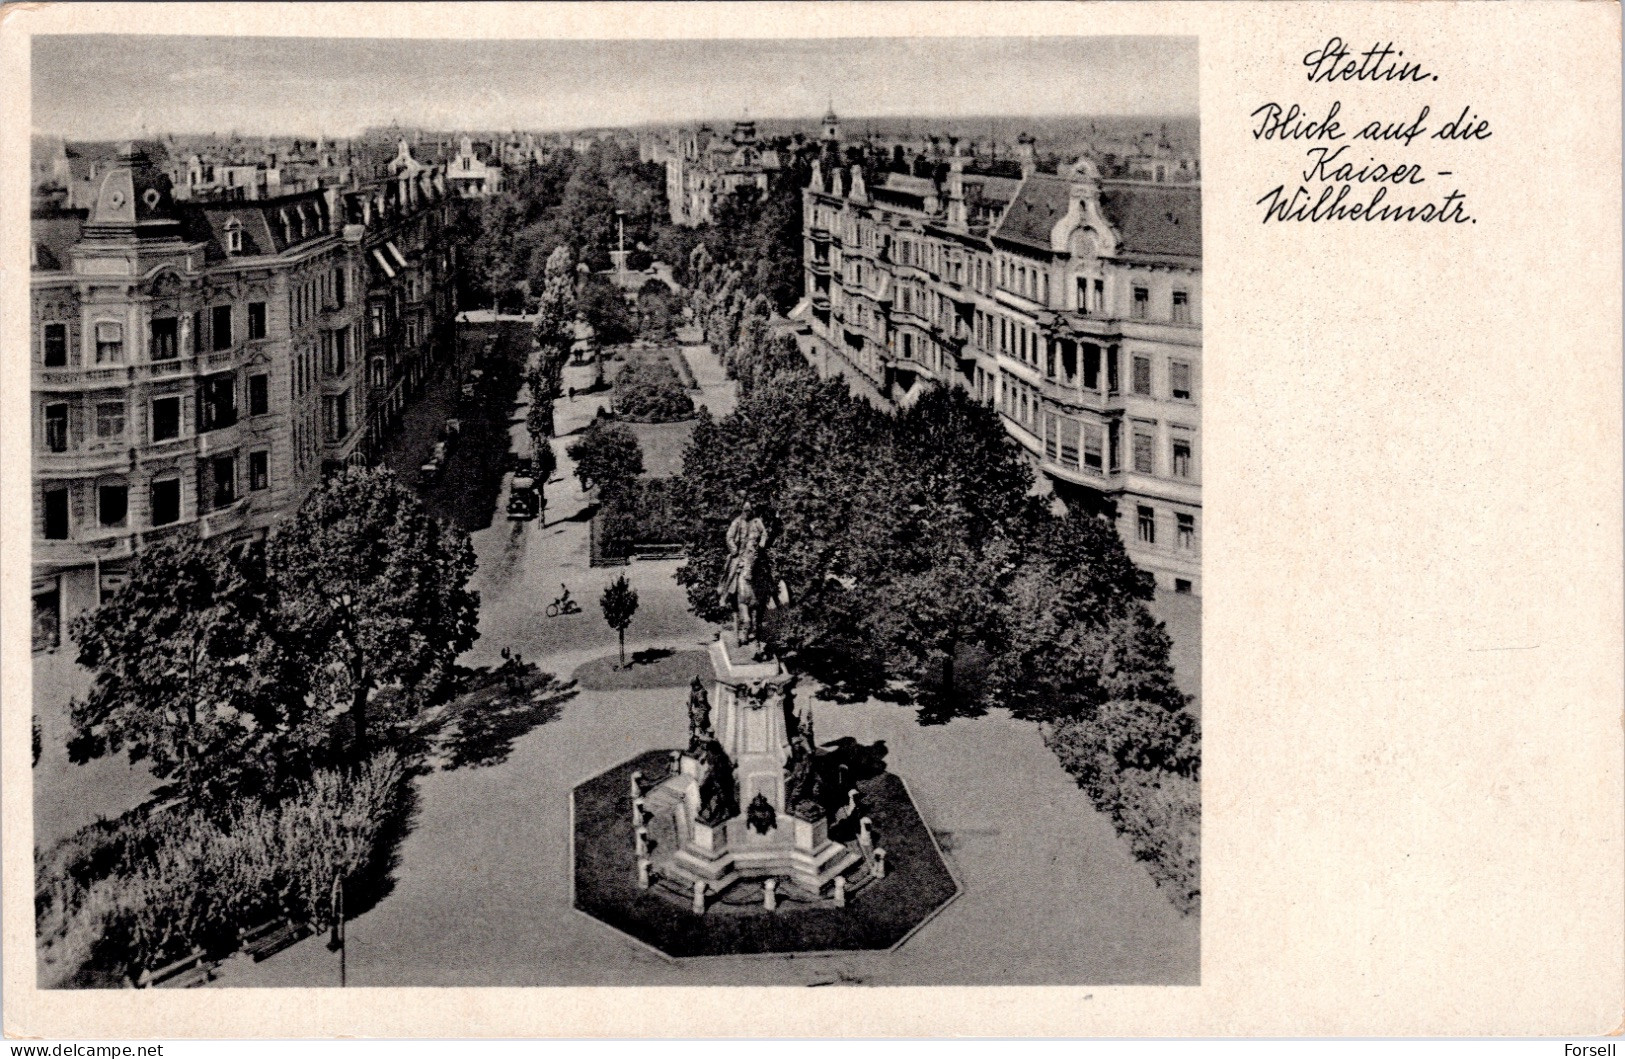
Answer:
(746, 792, 778, 835)
(716, 498, 775, 651)
(785, 741, 826, 820)
(686, 676, 712, 752)
(693, 737, 738, 826)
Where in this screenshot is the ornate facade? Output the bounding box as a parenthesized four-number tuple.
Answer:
(665, 118, 781, 227)
(801, 153, 1202, 595)
(29, 145, 457, 650)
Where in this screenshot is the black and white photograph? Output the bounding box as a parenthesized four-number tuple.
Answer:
(25, 30, 1203, 990)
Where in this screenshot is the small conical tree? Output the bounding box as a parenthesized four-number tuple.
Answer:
(600, 574, 639, 668)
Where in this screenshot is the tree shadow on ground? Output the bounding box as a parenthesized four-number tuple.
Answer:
(572, 647, 713, 691)
(559, 501, 599, 524)
(392, 663, 578, 772)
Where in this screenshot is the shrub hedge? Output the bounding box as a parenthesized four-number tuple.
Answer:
(1044, 705, 1201, 915)
(613, 356, 695, 424)
(35, 752, 410, 987)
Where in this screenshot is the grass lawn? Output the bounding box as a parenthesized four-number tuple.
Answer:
(572, 751, 959, 958)
(572, 647, 714, 691)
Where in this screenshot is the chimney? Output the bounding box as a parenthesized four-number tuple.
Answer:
(946, 156, 966, 230)
(1017, 133, 1037, 178)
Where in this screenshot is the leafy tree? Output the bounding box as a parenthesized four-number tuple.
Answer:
(535, 437, 557, 487)
(566, 419, 644, 495)
(67, 533, 314, 804)
(526, 384, 554, 455)
(268, 468, 479, 757)
(576, 276, 633, 347)
(535, 245, 576, 349)
(599, 574, 640, 668)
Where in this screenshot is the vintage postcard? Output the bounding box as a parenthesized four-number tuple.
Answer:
(2, 0, 1619, 1040)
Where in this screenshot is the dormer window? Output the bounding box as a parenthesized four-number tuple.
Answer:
(224, 219, 243, 254)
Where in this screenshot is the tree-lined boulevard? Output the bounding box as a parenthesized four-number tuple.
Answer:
(33, 138, 1201, 988)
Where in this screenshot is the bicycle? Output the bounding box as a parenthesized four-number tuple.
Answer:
(545, 590, 581, 618)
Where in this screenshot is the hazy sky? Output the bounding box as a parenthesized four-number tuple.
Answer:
(33, 35, 1197, 139)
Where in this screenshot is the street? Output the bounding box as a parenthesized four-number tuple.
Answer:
(204, 323, 1200, 987)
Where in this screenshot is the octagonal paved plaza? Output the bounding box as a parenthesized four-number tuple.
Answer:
(572, 750, 959, 959)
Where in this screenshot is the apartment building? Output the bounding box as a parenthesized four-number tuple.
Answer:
(29, 145, 456, 651)
(801, 151, 1202, 594)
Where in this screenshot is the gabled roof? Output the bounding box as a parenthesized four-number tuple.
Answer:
(30, 208, 86, 271)
(1097, 181, 1201, 258)
(991, 172, 1070, 254)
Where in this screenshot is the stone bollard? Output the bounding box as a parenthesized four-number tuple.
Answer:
(692, 880, 707, 914)
(636, 857, 651, 889)
(630, 770, 643, 798)
(632, 796, 645, 826)
(873, 848, 886, 878)
(670, 750, 682, 775)
(833, 875, 847, 908)
(858, 816, 874, 850)
(634, 826, 649, 857)
(763, 878, 777, 912)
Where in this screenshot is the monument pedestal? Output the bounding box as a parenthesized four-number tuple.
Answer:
(646, 635, 861, 898)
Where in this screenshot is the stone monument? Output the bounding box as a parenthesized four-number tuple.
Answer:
(641, 512, 861, 899)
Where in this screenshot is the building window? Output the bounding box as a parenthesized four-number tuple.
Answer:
(1170, 359, 1193, 400)
(1133, 355, 1153, 396)
(248, 302, 267, 340)
(1094, 279, 1104, 315)
(248, 449, 269, 491)
(248, 373, 269, 416)
(191, 311, 205, 355)
(1106, 346, 1120, 394)
(95, 401, 125, 440)
(1172, 290, 1190, 324)
(1083, 344, 1101, 390)
(1133, 286, 1149, 319)
(334, 268, 346, 308)
(95, 321, 124, 364)
(209, 455, 237, 508)
(211, 305, 233, 350)
(199, 373, 236, 432)
(225, 220, 243, 254)
(151, 396, 181, 441)
(1137, 505, 1156, 544)
(324, 392, 350, 442)
(98, 483, 128, 529)
(1076, 277, 1089, 314)
(43, 323, 67, 367)
(1172, 437, 1192, 478)
(1133, 430, 1155, 475)
(150, 477, 181, 526)
(150, 317, 179, 360)
(1083, 423, 1104, 473)
(1177, 513, 1196, 552)
(44, 403, 68, 453)
(43, 486, 70, 540)
(1059, 418, 1080, 466)
(1175, 578, 1193, 594)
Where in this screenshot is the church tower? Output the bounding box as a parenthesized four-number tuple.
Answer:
(821, 103, 841, 144)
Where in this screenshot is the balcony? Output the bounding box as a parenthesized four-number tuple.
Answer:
(34, 363, 134, 391)
(198, 498, 249, 539)
(1040, 376, 1125, 414)
(809, 226, 831, 244)
(35, 530, 135, 568)
(200, 348, 237, 373)
(35, 441, 132, 477)
(808, 257, 831, 276)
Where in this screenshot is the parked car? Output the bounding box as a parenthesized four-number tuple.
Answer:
(444, 417, 462, 441)
(432, 441, 448, 465)
(420, 459, 440, 484)
(507, 475, 540, 520)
